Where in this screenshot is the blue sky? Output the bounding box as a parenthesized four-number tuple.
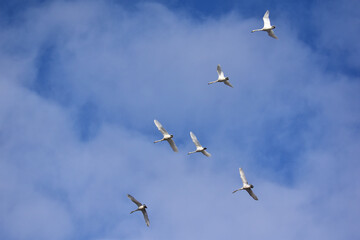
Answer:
(0, 0, 359, 239)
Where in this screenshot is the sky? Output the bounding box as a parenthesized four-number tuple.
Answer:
(0, 0, 359, 239)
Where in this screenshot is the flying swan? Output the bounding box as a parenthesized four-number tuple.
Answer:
(127, 194, 150, 227)
(188, 131, 211, 157)
(208, 64, 233, 88)
(154, 119, 178, 152)
(232, 168, 258, 200)
(251, 10, 278, 39)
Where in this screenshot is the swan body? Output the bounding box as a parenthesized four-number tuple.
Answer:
(251, 10, 278, 39)
(188, 131, 211, 157)
(208, 64, 233, 88)
(232, 168, 258, 200)
(154, 119, 178, 152)
(127, 194, 150, 227)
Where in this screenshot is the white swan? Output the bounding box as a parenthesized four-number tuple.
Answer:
(208, 65, 233, 88)
(127, 194, 150, 227)
(251, 10, 278, 39)
(188, 131, 211, 157)
(154, 120, 178, 152)
(232, 168, 258, 200)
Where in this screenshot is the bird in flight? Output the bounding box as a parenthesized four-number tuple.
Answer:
(127, 194, 150, 227)
(251, 10, 278, 39)
(208, 64, 233, 88)
(154, 119, 178, 152)
(188, 131, 211, 157)
(232, 168, 258, 200)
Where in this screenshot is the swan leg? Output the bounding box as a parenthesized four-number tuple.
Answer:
(154, 139, 164, 143)
(187, 151, 196, 155)
(251, 29, 262, 32)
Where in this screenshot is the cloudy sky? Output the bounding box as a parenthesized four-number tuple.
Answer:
(0, 0, 359, 239)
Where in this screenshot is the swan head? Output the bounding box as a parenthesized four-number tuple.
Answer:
(203, 147, 207, 150)
(272, 25, 276, 29)
(225, 77, 229, 80)
(170, 134, 174, 138)
(250, 184, 254, 188)
(143, 204, 147, 208)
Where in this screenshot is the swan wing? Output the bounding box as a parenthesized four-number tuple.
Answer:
(224, 80, 233, 88)
(127, 194, 142, 207)
(141, 209, 150, 227)
(267, 30, 278, 39)
(239, 168, 248, 185)
(263, 10, 271, 28)
(154, 119, 169, 136)
(167, 139, 178, 152)
(190, 131, 202, 148)
(217, 64, 225, 79)
(246, 189, 258, 200)
(202, 150, 211, 157)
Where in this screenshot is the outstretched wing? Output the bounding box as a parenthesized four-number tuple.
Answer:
(267, 30, 278, 39)
(142, 209, 150, 227)
(263, 10, 271, 28)
(154, 119, 169, 136)
(217, 65, 224, 79)
(239, 168, 248, 185)
(246, 189, 258, 200)
(224, 80, 233, 88)
(190, 131, 202, 148)
(201, 150, 211, 157)
(127, 194, 142, 207)
(167, 139, 178, 152)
